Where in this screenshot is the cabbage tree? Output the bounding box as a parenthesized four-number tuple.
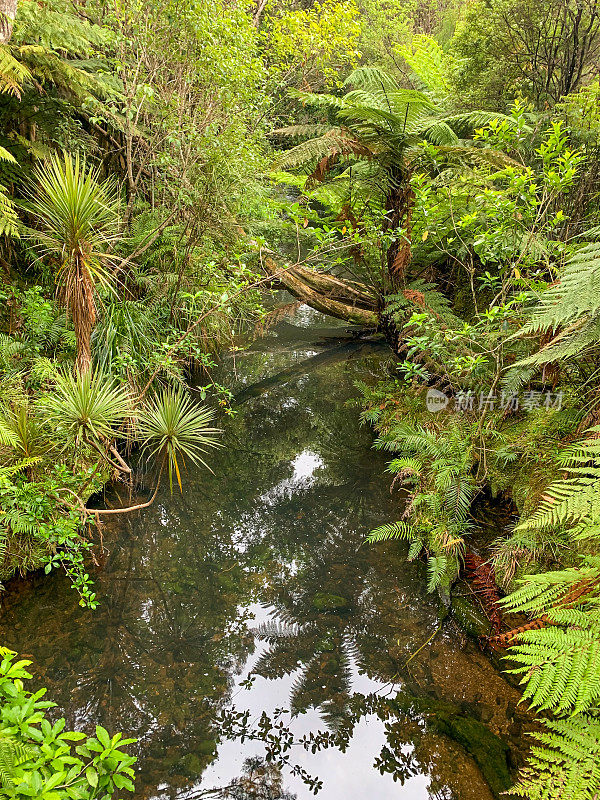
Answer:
(28, 154, 120, 373)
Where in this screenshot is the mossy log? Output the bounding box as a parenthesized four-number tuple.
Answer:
(263, 257, 379, 327)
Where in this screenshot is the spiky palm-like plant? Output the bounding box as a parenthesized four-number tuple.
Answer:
(40, 368, 130, 450)
(275, 66, 510, 288)
(0, 403, 50, 467)
(137, 386, 222, 493)
(28, 153, 120, 373)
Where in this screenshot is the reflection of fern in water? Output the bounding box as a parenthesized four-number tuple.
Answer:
(252, 618, 357, 720)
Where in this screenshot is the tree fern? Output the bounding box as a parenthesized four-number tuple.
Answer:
(273, 128, 371, 171)
(274, 65, 509, 212)
(515, 242, 600, 368)
(385, 279, 464, 329)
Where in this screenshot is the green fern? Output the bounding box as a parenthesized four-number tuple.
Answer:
(0, 459, 41, 479)
(0, 146, 19, 237)
(366, 520, 415, 543)
(426, 554, 448, 592)
(272, 65, 510, 225)
(515, 242, 600, 369)
(517, 426, 600, 534)
(512, 716, 600, 800)
(0, 45, 31, 96)
(0, 736, 33, 788)
(499, 427, 600, 799)
(367, 420, 474, 596)
(397, 35, 452, 95)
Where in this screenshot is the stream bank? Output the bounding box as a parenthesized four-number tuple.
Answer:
(0, 306, 527, 800)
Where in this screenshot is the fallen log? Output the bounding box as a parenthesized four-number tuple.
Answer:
(262, 257, 379, 327)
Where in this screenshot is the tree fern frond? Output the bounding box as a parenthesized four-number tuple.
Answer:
(271, 124, 333, 138)
(343, 66, 401, 92)
(366, 520, 415, 543)
(0, 458, 41, 478)
(512, 716, 600, 800)
(515, 241, 600, 366)
(397, 35, 451, 94)
(272, 129, 372, 170)
(443, 111, 510, 136)
(421, 120, 459, 146)
(0, 46, 31, 97)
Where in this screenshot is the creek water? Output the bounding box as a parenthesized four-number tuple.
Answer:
(0, 307, 526, 800)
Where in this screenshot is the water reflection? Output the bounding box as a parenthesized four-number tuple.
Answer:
(0, 309, 524, 800)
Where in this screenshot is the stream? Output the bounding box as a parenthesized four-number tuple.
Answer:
(0, 307, 527, 800)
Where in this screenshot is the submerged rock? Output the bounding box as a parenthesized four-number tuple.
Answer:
(451, 593, 493, 639)
(433, 714, 512, 798)
(311, 591, 349, 611)
(391, 692, 512, 799)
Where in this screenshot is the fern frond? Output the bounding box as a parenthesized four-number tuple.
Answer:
(516, 241, 600, 366)
(272, 129, 372, 170)
(366, 520, 415, 543)
(397, 35, 451, 94)
(343, 66, 401, 93)
(512, 716, 600, 800)
(0, 46, 31, 97)
(426, 554, 448, 592)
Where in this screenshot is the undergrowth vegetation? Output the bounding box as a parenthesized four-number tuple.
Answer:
(0, 648, 136, 797)
(2, 0, 600, 796)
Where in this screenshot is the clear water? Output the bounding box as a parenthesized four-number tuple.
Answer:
(0, 307, 526, 800)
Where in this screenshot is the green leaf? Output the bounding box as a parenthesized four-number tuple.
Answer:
(85, 765, 98, 788)
(95, 726, 110, 749)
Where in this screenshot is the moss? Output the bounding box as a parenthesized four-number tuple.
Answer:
(433, 713, 512, 798)
(311, 591, 349, 611)
(391, 692, 512, 799)
(451, 593, 493, 639)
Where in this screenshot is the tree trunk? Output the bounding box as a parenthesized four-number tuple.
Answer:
(68, 262, 96, 374)
(263, 258, 379, 327)
(384, 179, 415, 288)
(74, 314, 93, 373)
(252, 0, 268, 27)
(0, 0, 17, 44)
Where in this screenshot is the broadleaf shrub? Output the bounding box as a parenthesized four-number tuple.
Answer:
(0, 649, 136, 798)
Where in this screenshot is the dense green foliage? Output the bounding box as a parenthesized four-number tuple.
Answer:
(0, 649, 135, 798)
(3, 0, 600, 797)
